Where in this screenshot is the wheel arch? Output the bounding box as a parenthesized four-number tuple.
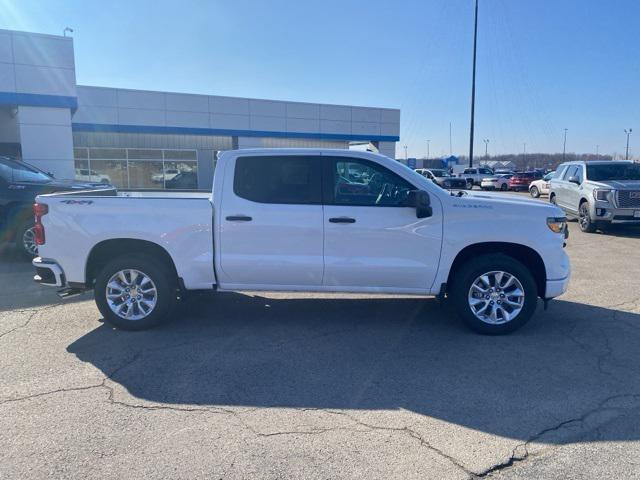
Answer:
(446, 242, 547, 298)
(85, 238, 179, 288)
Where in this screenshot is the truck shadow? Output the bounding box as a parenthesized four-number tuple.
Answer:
(67, 293, 640, 443)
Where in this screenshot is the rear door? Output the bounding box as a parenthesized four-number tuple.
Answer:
(321, 155, 442, 292)
(218, 154, 324, 288)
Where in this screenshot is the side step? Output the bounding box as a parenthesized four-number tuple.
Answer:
(57, 287, 87, 299)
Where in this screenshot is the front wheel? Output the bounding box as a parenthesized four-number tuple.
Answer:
(530, 186, 540, 198)
(94, 254, 177, 330)
(449, 254, 538, 334)
(500, 183, 508, 191)
(578, 202, 596, 233)
(466, 180, 473, 190)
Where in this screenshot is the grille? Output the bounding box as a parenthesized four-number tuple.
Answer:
(617, 190, 640, 208)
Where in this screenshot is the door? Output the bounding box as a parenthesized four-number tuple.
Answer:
(322, 156, 442, 292)
(218, 155, 324, 287)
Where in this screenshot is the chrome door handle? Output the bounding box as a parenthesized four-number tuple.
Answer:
(226, 215, 252, 222)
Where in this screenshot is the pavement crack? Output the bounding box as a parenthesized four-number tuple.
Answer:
(0, 304, 61, 340)
(472, 393, 640, 478)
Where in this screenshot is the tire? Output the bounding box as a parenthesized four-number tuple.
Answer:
(530, 186, 540, 198)
(466, 180, 473, 190)
(578, 202, 596, 233)
(500, 183, 508, 191)
(449, 253, 538, 335)
(16, 221, 38, 258)
(94, 254, 178, 330)
(550, 194, 557, 205)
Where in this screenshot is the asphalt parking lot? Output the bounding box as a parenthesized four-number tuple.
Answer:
(2, 194, 640, 479)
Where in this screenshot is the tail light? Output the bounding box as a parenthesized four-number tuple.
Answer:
(32, 203, 48, 245)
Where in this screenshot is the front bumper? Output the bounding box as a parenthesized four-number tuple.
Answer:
(32, 257, 65, 287)
(545, 276, 570, 299)
(590, 202, 640, 224)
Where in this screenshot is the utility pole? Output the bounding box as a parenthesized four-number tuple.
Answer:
(468, 0, 479, 168)
(483, 139, 489, 159)
(404, 145, 408, 161)
(449, 122, 452, 156)
(625, 129, 632, 160)
(562, 128, 568, 161)
(596, 145, 599, 159)
(523, 143, 527, 169)
(426, 139, 430, 160)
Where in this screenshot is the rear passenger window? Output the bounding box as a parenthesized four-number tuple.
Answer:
(234, 156, 322, 204)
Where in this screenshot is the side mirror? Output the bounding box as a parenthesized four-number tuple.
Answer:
(407, 190, 433, 218)
(568, 176, 580, 185)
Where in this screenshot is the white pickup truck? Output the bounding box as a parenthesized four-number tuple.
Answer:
(32, 149, 570, 334)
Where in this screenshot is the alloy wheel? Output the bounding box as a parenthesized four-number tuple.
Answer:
(22, 227, 38, 256)
(467, 271, 525, 325)
(106, 269, 158, 320)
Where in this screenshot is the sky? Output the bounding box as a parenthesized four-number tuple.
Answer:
(1, 0, 639, 159)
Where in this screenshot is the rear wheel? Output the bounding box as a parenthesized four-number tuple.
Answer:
(550, 194, 557, 205)
(530, 186, 540, 198)
(450, 254, 538, 335)
(500, 183, 508, 191)
(466, 180, 473, 190)
(16, 221, 38, 258)
(94, 254, 177, 330)
(578, 202, 596, 233)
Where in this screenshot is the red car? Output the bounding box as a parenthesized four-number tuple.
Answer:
(508, 171, 543, 191)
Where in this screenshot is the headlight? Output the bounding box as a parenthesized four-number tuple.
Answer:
(547, 216, 567, 234)
(593, 189, 613, 202)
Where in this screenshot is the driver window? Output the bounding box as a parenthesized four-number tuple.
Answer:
(331, 158, 414, 207)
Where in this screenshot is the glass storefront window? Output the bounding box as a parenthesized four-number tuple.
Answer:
(163, 160, 198, 189)
(73, 147, 200, 189)
(90, 160, 128, 188)
(128, 160, 164, 189)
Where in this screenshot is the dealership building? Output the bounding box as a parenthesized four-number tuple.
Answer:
(0, 28, 400, 189)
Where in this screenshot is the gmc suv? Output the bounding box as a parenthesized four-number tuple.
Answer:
(549, 160, 640, 233)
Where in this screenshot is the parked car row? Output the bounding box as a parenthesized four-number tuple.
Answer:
(414, 168, 468, 189)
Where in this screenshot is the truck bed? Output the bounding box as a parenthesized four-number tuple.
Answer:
(35, 189, 216, 290)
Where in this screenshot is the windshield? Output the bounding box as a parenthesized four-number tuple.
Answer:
(0, 158, 52, 183)
(586, 163, 640, 181)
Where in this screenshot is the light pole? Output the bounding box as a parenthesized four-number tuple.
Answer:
(483, 139, 489, 159)
(426, 139, 430, 160)
(468, 0, 479, 168)
(404, 145, 408, 161)
(562, 128, 568, 161)
(523, 143, 527, 169)
(63, 27, 73, 37)
(596, 145, 599, 159)
(625, 129, 632, 160)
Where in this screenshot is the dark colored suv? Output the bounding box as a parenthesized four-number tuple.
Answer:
(0, 156, 109, 256)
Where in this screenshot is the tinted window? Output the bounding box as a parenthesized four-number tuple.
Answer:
(234, 156, 321, 204)
(464, 169, 477, 174)
(329, 157, 414, 207)
(479, 168, 492, 174)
